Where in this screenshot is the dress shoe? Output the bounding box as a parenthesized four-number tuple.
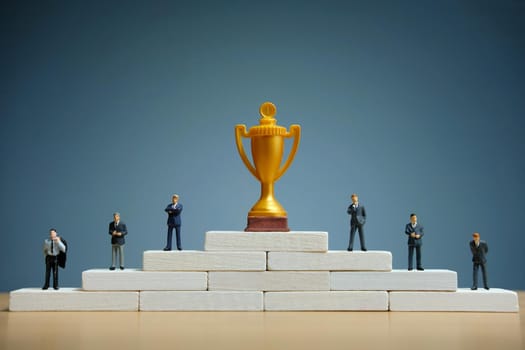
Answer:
(361, 248, 367, 252)
(120, 266, 125, 270)
(109, 266, 116, 271)
(177, 247, 182, 251)
(42, 286, 49, 290)
(471, 286, 478, 290)
(417, 267, 424, 271)
(347, 248, 353, 252)
(408, 268, 413, 271)
(163, 247, 171, 251)
(484, 287, 490, 290)
(53, 287, 59, 290)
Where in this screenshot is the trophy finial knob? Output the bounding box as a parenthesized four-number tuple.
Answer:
(259, 102, 277, 119)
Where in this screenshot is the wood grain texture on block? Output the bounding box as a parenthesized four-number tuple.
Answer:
(268, 251, 392, 271)
(331, 269, 457, 291)
(139, 291, 263, 311)
(204, 231, 328, 252)
(143, 250, 267, 271)
(82, 269, 207, 291)
(389, 288, 519, 312)
(208, 271, 330, 291)
(264, 291, 389, 311)
(9, 288, 138, 311)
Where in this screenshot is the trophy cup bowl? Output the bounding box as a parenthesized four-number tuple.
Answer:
(235, 102, 301, 232)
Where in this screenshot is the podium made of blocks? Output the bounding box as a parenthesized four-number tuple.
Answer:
(9, 231, 519, 312)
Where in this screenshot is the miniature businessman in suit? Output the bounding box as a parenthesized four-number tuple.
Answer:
(347, 193, 367, 251)
(108, 212, 127, 270)
(164, 194, 183, 251)
(42, 228, 66, 290)
(470, 232, 489, 290)
(405, 213, 424, 271)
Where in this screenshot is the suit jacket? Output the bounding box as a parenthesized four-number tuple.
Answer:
(57, 237, 68, 268)
(470, 240, 488, 264)
(165, 203, 183, 226)
(108, 221, 128, 245)
(347, 203, 366, 225)
(405, 223, 424, 246)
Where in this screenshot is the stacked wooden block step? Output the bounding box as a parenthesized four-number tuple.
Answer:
(9, 231, 519, 312)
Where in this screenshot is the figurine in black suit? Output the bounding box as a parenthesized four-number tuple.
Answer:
(108, 212, 127, 270)
(405, 213, 424, 271)
(470, 232, 489, 290)
(347, 193, 367, 251)
(42, 228, 66, 290)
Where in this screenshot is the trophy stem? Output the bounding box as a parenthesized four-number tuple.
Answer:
(260, 182, 275, 203)
(245, 182, 289, 232)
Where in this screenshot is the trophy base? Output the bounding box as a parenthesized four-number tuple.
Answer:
(245, 216, 290, 232)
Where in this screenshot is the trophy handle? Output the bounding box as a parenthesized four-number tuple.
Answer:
(235, 124, 258, 179)
(275, 124, 301, 182)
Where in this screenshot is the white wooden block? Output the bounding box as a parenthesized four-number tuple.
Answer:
(268, 251, 392, 271)
(204, 231, 328, 252)
(389, 288, 519, 312)
(331, 269, 457, 291)
(208, 271, 330, 291)
(264, 291, 389, 311)
(82, 269, 207, 291)
(9, 288, 138, 311)
(140, 291, 263, 311)
(143, 250, 267, 271)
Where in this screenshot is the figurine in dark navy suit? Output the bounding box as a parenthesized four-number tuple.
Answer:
(164, 194, 183, 251)
(470, 232, 489, 290)
(347, 193, 367, 251)
(405, 213, 424, 271)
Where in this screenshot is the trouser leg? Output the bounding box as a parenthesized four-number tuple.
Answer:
(111, 245, 117, 267)
(416, 245, 422, 268)
(118, 245, 124, 267)
(358, 225, 366, 250)
(481, 263, 488, 288)
(166, 226, 173, 249)
(408, 246, 414, 269)
(348, 225, 357, 250)
(44, 258, 51, 288)
(473, 263, 479, 287)
(175, 226, 181, 250)
(52, 259, 58, 288)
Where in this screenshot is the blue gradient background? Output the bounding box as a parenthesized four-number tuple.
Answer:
(1, 0, 524, 291)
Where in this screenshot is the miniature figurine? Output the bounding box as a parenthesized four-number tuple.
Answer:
(470, 232, 489, 290)
(109, 212, 127, 270)
(347, 193, 367, 251)
(405, 213, 424, 271)
(42, 228, 66, 290)
(164, 194, 183, 251)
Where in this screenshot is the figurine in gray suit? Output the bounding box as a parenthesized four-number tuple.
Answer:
(347, 193, 367, 251)
(470, 232, 489, 290)
(108, 212, 127, 270)
(405, 213, 424, 271)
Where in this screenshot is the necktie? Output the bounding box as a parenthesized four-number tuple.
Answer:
(51, 240, 54, 254)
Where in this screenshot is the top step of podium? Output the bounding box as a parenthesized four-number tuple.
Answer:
(204, 231, 328, 252)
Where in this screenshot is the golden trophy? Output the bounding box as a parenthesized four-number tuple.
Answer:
(235, 102, 301, 232)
